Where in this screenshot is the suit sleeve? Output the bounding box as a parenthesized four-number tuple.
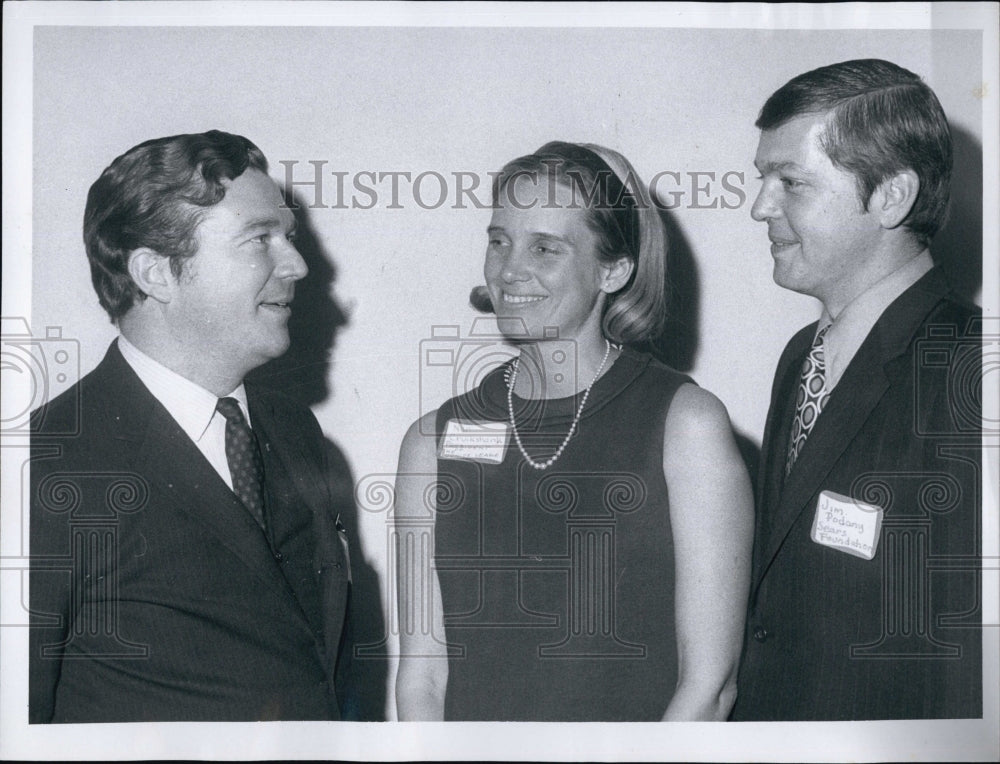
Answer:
(322, 435, 360, 718)
(29, 444, 72, 724)
(294, 403, 359, 718)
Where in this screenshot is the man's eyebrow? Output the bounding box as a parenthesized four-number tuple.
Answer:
(236, 215, 295, 234)
(754, 159, 812, 174)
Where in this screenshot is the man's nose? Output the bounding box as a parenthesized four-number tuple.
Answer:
(275, 240, 309, 281)
(750, 183, 779, 223)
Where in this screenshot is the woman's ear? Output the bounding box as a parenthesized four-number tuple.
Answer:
(127, 247, 175, 304)
(600, 256, 636, 294)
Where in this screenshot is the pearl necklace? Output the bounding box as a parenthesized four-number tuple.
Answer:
(506, 339, 612, 470)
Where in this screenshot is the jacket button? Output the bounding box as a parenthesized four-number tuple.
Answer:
(273, 550, 284, 562)
(753, 626, 768, 642)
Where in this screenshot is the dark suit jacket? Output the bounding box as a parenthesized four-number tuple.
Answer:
(29, 341, 352, 722)
(732, 268, 982, 720)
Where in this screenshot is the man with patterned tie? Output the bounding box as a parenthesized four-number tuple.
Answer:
(29, 131, 352, 722)
(731, 59, 982, 720)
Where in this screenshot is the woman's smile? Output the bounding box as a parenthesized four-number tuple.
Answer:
(501, 292, 547, 305)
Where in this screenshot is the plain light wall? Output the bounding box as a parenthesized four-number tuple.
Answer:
(30, 26, 984, 718)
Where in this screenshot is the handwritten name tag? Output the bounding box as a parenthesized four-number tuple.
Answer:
(438, 419, 510, 464)
(810, 490, 884, 560)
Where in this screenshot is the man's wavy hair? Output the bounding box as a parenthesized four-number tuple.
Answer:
(471, 141, 667, 345)
(84, 130, 268, 321)
(757, 58, 952, 244)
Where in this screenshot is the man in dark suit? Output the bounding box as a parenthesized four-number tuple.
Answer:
(30, 131, 352, 722)
(732, 59, 982, 720)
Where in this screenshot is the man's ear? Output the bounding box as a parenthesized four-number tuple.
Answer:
(600, 256, 636, 295)
(873, 169, 920, 230)
(127, 248, 175, 304)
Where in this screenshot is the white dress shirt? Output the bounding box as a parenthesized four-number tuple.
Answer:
(117, 334, 251, 490)
(816, 250, 934, 392)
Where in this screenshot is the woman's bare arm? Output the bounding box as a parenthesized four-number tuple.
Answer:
(660, 384, 754, 721)
(394, 412, 449, 720)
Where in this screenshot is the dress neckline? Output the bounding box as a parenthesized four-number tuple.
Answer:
(476, 346, 650, 427)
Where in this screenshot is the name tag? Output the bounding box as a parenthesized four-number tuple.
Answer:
(810, 490, 884, 560)
(438, 419, 510, 464)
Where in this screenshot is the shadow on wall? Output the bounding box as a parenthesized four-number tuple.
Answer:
(637, 209, 700, 374)
(933, 123, 983, 304)
(249, 191, 388, 720)
(733, 430, 762, 497)
(250, 190, 349, 406)
(637, 207, 762, 492)
(327, 441, 389, 722)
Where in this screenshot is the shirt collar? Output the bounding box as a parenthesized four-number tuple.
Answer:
(117, 334, 251, 441)
(818, 250, 934, 389)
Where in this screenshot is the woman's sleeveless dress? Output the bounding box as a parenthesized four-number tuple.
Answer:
(433, 348, 691, 720)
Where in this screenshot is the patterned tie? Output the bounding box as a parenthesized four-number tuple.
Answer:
(216, 397, 267, 529)
(786, 325, 831, 476)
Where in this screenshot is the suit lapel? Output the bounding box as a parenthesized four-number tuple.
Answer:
(760, 337, 890, 571)
(248, 393, 328, 526)
(99, 343, 309, 616)
(250, 392, 347, 573)
(754, 269, 953, 592)
(248, 391, 349, 650)
(752, 334, 810, 586)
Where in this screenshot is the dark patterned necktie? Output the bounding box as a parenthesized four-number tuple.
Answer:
(785, 325, 832, 476)
(216, 397, 267, 529)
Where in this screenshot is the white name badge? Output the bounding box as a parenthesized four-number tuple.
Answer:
(438, 419, 510, 464)
(810, 490, 884, 560)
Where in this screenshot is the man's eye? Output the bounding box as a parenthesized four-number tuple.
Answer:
(781, 177, 802, 189)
